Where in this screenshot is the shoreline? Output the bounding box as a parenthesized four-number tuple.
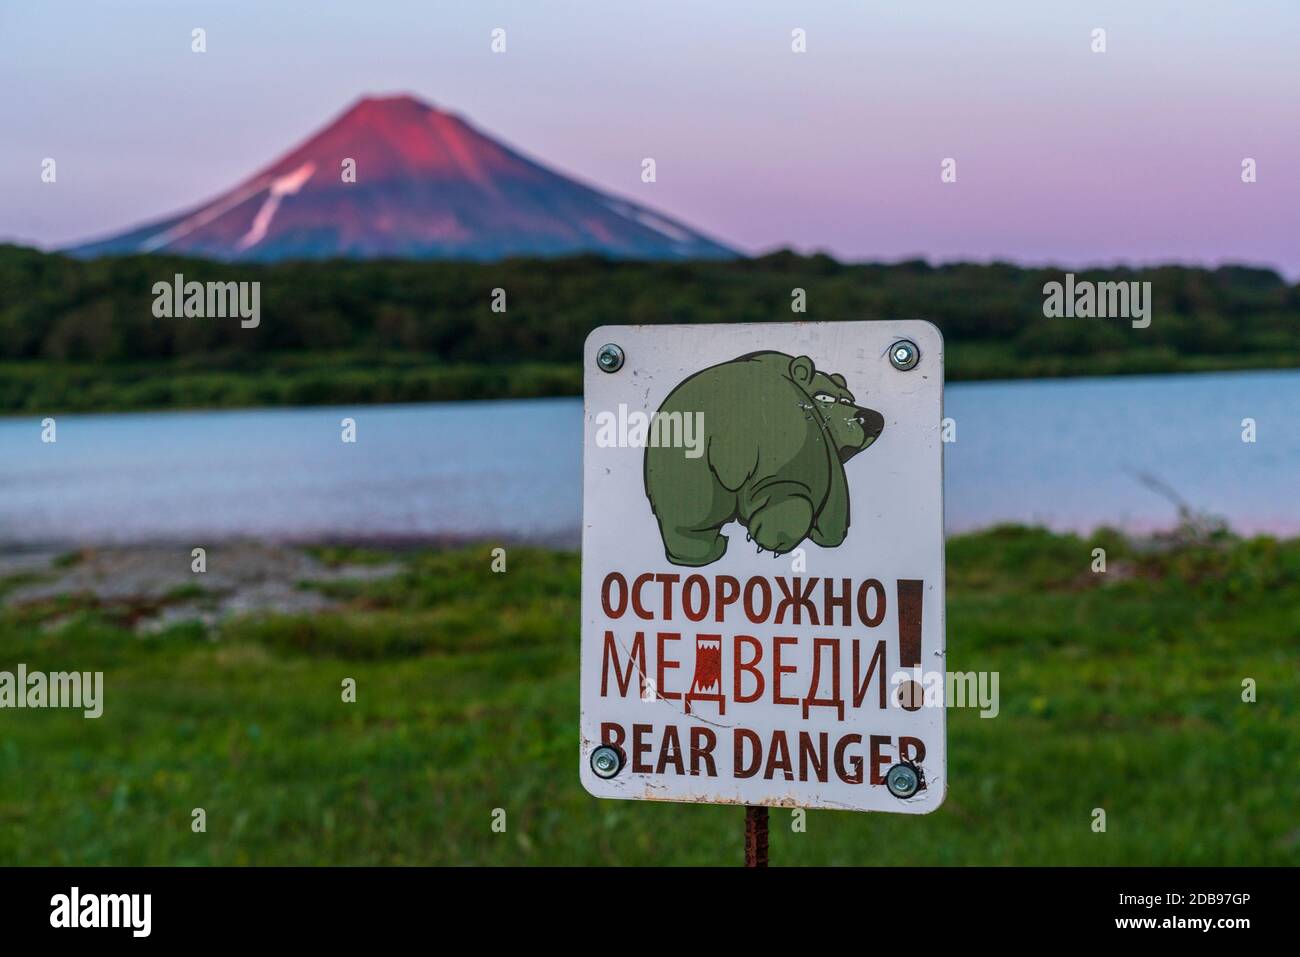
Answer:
(5, 515, 1300, 556)
(3, 523, 1293, 633)
(3, 364, 1298, 421)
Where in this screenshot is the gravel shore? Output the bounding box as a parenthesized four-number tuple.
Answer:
(0, 543, 403, 631)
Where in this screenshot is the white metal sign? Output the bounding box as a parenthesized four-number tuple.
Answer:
(580, 320, 946, 813)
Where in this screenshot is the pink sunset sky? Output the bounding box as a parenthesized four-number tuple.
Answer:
(2, 0, 1297, 274)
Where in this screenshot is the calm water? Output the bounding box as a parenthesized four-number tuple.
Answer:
(1, 370, 1296, 547)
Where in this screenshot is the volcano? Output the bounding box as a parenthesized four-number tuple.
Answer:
(70, 94, 737, 262)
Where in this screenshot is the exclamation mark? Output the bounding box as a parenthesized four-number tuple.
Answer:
(896, 579, 923, 668)
(896, 579, 924, 711)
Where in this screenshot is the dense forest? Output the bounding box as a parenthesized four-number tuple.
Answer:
(1, 244, 1296, 412)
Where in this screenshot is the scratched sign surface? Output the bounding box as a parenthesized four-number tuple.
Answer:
(580, 321, 946, 813)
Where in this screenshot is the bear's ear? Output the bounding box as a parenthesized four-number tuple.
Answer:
(789, 355, 816, 384)
(830, 373, 847, 388)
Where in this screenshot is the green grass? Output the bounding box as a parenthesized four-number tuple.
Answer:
(1, 530, 1296, 865)
(0, 356, 584, 415)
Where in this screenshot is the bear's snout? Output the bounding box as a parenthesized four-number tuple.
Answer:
(855, 407, 884, 443)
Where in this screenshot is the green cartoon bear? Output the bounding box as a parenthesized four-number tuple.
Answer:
(643, 351, 884, 567)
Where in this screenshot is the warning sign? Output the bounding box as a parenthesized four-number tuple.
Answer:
(580, 321, 946, 813)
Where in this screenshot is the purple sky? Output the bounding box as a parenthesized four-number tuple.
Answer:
(2, 0, 1297, 274)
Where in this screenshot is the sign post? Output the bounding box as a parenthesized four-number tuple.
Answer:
(581, 321, 947, 860)
(744, 805, 768, 868)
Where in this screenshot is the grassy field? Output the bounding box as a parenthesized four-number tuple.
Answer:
(1, 526, 1297, 865)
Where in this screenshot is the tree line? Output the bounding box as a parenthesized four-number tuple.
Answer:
(1, 245, 1295, 411)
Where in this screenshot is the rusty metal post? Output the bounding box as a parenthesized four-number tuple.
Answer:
(744, 805, 768, 867)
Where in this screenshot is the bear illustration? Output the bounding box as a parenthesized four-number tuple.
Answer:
(644, 351, 884, 567)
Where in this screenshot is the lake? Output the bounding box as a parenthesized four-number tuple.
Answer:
(2, 369, 1296, 548)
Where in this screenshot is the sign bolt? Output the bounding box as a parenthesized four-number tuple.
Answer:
(888, 339, 920, 371)
(590, 745, 623, 779)
(596, 343, 625, 373)
(885, 763, 920, 798)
